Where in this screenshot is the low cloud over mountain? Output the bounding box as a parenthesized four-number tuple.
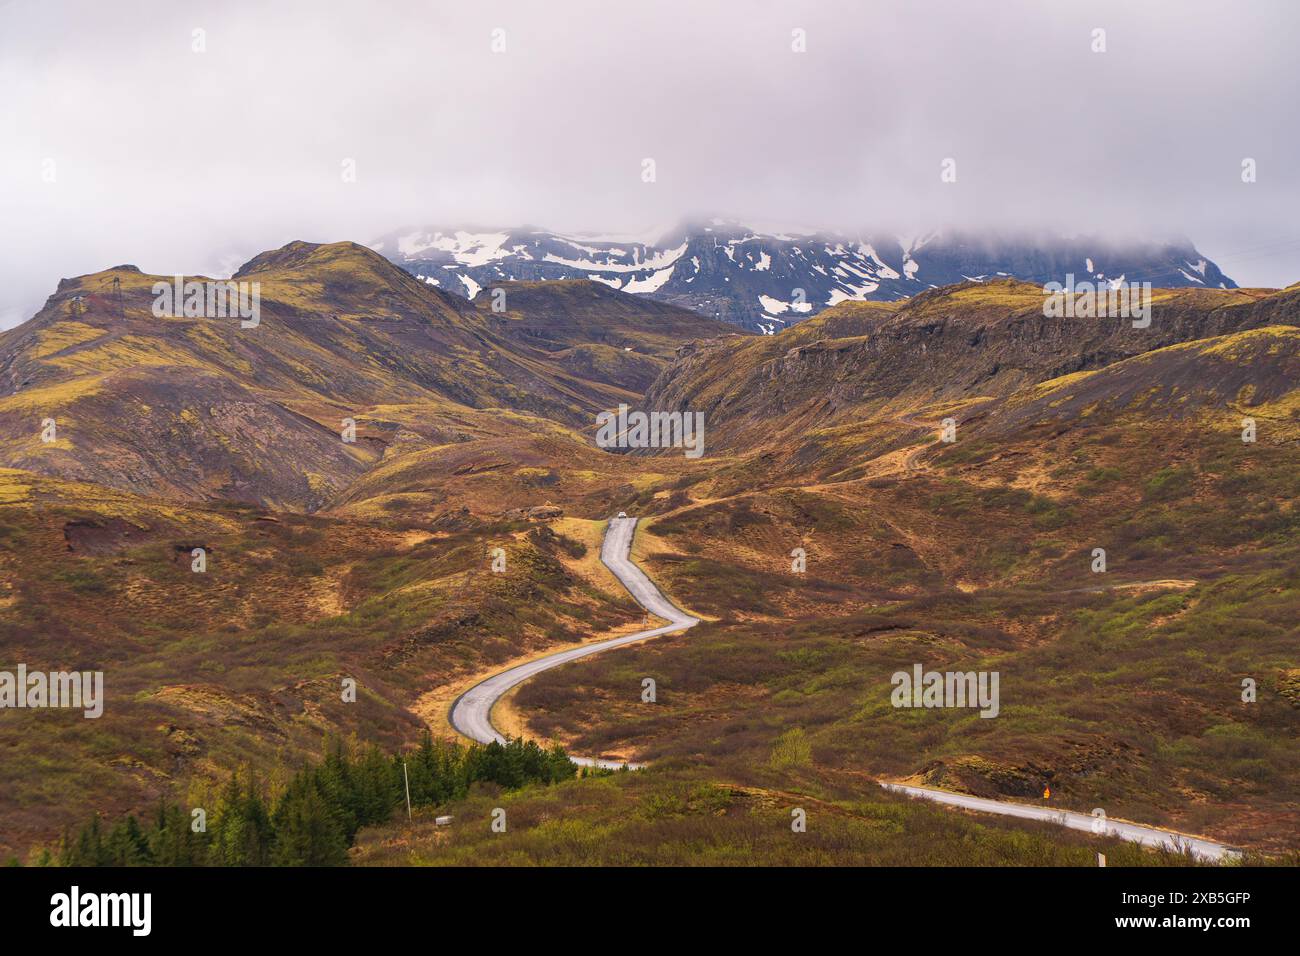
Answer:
(377, 221, 1235, 333)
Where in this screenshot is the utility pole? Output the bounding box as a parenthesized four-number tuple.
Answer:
(402, 760, 412, 822)
(102, 276, 124, 318)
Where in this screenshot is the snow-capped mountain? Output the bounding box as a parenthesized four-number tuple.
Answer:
(371, 220, 1236, 334)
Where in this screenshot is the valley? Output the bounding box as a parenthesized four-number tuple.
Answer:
(1, 241, 1296, 865)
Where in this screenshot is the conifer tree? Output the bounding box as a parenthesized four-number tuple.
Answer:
(209, 770, 273, 866)
(271, 778, 348, 866)
(104, 814, 152, 866)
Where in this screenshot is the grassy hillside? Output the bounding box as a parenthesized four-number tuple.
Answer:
(0, 467, 654, 856)
(643, 280, 1300, 454)
(352, 767, 1215, 866)
(490, 330, 1300, 854)
(0, 243, 724, 510)
(3, 249, 1297, 865)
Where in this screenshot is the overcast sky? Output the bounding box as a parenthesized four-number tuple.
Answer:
(2, 0, 1297, 328)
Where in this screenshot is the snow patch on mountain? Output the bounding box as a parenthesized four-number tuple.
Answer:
(374, 220, 1237, 333)
(623, 266, 676, 294)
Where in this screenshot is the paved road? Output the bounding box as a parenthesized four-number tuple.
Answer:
(880, 782, 1240, 862)
(885, 412, 1235, 861)
(448, 516, 1239, 860)
(449, 516, 698, 769)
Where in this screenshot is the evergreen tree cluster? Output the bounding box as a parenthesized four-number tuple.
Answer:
(52, 734, 574, 867)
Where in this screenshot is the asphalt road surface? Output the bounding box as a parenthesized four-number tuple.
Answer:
(449, 516, 698, 769)
(880, 782, 1240, 862)
(449, 516, 1239, 860)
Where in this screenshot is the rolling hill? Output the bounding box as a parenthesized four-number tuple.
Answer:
(1, 239, 1296, 865)
(640, 280, 1300, 459)
(0, 241, 738, 511)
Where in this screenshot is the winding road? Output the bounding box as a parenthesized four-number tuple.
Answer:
(448, 514, 1239, 861)
(449, 515, 699, 769)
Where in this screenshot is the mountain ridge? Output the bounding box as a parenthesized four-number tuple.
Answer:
(0, 241, 736, 511)
(2, 236, 1299, 863)
(374, 220, 1238, 333)
(639, 279, 1300, 457)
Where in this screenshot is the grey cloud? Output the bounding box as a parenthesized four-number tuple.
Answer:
(2, 0, 1297, 328)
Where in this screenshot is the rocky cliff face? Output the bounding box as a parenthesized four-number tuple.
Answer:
(640, 281, 1298, 452)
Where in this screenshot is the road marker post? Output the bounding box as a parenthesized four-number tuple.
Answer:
(403, 760, 412, 822)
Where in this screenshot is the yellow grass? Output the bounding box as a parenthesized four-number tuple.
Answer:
(0, 373, 109, 413)
(32, 322, 109, 358)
